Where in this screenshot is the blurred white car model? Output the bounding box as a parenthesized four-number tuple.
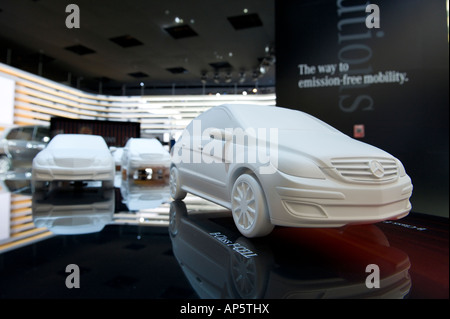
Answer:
(121, 138, 171, 183)
(170, 104, 413, 238)
(32, 134, 115, 189)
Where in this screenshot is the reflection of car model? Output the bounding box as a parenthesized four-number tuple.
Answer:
(169, 200, 411, 299)
(120, 178, 171, 211)
(32, 186, 114, 235)
(170, 104, 413, 237)
(121, 138, 170, 183)
(32, 134, 115, 190)
(0, 125, 50, 174)
(0, 172, 32, 195)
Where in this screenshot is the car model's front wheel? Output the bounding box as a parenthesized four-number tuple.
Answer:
(231, 174, 274, 238)
(169, 166, 187, 200)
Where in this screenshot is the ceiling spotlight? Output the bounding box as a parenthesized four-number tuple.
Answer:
(224, 73, 232, 83)
(252, 88, 258, 93)
(238, 71, 246, 84)
(174, 17, 184, 24)
(140, 82, 145, 87)
(259, 65, 267, 74)
(200, 73, 208, 84)
(252, 70, 261, 81)
(213, 73, 220, 84)
(243, 8, 248, 14)
(242, 91, 248, 96)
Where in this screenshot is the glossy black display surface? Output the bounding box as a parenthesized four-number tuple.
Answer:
(0, 182, 448, 300)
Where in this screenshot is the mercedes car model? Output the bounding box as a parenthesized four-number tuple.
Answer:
(32, 134, 115, 190)
(170, 104, 413, 238)
(121, 137, 171, 183)
(0, 125, 50, 174)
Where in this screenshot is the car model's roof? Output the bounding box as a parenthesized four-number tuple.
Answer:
(217, 104, 340, 132)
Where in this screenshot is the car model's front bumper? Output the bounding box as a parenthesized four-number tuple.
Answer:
(261, 170, 413, 228)
(32, 165, 115, 182)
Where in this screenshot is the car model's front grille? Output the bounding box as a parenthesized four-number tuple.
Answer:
(331, 158, 398, 183)
(54, 158, 93, 168)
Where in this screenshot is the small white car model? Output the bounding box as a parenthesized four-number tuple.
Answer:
(170, 104, 413, 238)
(121, 138, 171, 183)
(32, 134, 115, 190)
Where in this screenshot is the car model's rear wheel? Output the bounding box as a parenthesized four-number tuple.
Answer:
(231, 174, 274, 238)
(169, 166, 187, 200)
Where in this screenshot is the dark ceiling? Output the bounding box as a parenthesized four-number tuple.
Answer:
(0, 0, 275, 95)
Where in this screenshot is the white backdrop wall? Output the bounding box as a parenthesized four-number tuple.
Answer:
(0, 62, 275, 139)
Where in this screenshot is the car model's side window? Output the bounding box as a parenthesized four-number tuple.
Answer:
(20, 127, 34, 141)
(202, 109, 233, 130)
(6, 127, 22, 140)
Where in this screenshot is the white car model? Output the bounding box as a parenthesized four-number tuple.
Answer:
(170, 104, 413, 238)
(32, 134, 115, 189)
(121, 138, 171, 182)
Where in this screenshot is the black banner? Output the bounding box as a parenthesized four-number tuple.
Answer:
(275, 0, 449, 216)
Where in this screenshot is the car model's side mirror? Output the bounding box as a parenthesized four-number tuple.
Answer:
(209, 128, 232, 141)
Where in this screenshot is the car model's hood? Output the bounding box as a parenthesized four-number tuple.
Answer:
(275, 130, 394, 167)
(130, 150, 170, 160)
(47, 149, 112, 167)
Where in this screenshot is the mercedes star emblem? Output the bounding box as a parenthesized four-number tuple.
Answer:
(369, 160, 385, 178)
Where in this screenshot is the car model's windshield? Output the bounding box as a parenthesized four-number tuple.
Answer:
(47, 135, 107, 150)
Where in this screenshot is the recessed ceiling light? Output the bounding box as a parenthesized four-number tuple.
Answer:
(64, 44, 96, 55)
(209, 61, 232, 70)
(227, 13, 263, 30)
(164, 24, 198, 39)
(128, 72, 148, 78)
(109, 35, 143, 48)
(166, 67, 188, 74)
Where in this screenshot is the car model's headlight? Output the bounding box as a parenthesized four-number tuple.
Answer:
(34, 155, 55, 166)
(94, 156, 114, 167)
(276, 154, 326, 179)
(396, 159, 407, 177)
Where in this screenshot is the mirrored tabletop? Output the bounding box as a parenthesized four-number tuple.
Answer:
(0, 172, 448, 300)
